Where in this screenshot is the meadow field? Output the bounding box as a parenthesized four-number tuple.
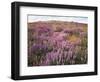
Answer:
(28, 20, 88, 66)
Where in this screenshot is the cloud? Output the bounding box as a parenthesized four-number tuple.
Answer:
(28, 15, 88, 24)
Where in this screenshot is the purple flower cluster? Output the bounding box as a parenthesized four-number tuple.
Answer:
(28, 22, 87, 66)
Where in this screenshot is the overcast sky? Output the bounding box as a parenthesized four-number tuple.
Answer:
(28, 15, 88, 24)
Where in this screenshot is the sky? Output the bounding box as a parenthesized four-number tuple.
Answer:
(28, 15, 88, 24)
